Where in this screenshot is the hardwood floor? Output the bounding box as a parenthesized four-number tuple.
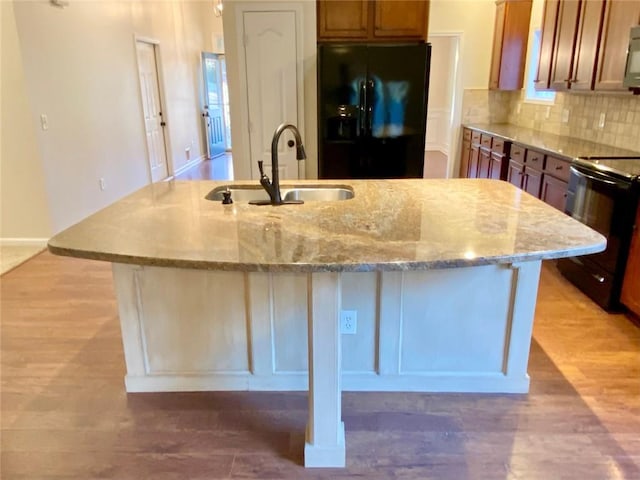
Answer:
(175, 153, 234, 181)
(1, 253, 639, 479)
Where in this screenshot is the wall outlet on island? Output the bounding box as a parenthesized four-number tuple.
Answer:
(340, 310, 357, 335)
(99, 178, 106, 191)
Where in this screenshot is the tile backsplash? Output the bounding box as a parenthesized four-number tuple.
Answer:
(462, 89, 640, 153)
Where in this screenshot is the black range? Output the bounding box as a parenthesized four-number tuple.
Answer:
(558, 156, 640, 311)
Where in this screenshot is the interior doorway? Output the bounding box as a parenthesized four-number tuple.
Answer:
(201, 52, 230, 158)
(424, 34, 461, 179)
(135, 39, 170, 182)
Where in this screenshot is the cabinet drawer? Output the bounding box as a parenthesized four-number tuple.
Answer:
(510, 144, 525, 163)
(544, 155, 570, 182)
(471, 130, 481, 144)
(525, 149, 544, 169)
(480, 134, 493, 149)
(491, 138, 506, 154)
(463, 128, 472, 142)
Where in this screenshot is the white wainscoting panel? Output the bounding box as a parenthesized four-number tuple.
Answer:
(113, 261, 541, 394)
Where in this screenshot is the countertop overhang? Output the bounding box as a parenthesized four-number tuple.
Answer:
(48, 179, 606, 272)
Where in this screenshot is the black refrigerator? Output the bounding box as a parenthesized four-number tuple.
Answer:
(318, 43, 431, 179)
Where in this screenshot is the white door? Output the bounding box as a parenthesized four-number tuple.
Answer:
(136, 41, 169, 182)
(243, 11, 299, 180)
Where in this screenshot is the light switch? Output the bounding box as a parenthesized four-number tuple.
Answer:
(40, 114, 49, 131)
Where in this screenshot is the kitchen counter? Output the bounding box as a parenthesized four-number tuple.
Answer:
(465, 122, 640, 161)
(47, 178, 605, 468)
(49, 179, 604, 271)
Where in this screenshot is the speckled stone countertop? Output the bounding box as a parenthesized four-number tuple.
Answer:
(48, 179, 606, 272)
(465, 123, 640, 161)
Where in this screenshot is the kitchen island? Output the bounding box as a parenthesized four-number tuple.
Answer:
(48, 179, 605, 467)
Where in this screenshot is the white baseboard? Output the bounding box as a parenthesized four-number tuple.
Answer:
(1, 238, 49, 247)
(168, 154, 206, 180)
(425, 146, 450, 155)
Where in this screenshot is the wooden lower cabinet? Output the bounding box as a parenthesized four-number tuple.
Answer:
(469, 145, 480, 178)
(507, 159, 524, 187)
(541, 174, 568, 212)
(621, 206, 640, 317)
(460, 143, 471, 177)
(523, 165, 543, 197)
(489, 152, 505, 180)
(478, 148, 492, 178)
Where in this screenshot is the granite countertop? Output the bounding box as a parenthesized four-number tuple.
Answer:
(465, 123, 640, 162)
(48, 179, 605, 272)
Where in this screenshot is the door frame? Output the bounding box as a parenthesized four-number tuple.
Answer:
(426, 32, 463, 179)
(201, 51, 228, 159)
(133, 35, 173, 181)
(232, 2, 306, 180)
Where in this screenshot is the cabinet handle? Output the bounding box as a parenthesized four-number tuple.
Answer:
(555, 165, 564, 170)
(592, 274, 606, 284)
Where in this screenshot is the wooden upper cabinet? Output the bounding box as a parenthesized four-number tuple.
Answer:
(373, 1, 429, 40)
(536, 0, 640, 92)
(535, 0, 560, 90)
(594, 0, 640, 91)
(489, 0, 533, 90)
(317, 0, 429, 42)
(549, 0, 581, 91)
(570, 0, 604, 91)
(317, 0, 370, 40)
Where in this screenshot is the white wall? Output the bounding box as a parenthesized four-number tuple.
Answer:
(426, 35, 456, 154)
(6, 0, 216, 235)
(1, 0, 52, 239)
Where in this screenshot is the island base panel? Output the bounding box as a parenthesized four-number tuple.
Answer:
(112, 262, 540, 394)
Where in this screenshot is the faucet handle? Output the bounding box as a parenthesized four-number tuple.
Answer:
(258, 160, 265, 177)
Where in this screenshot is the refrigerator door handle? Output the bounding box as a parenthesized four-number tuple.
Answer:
(359, 81, 367, 137)
(366, 79, 374, 136)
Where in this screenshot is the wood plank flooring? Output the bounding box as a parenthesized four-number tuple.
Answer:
(1, 253, 639, 479)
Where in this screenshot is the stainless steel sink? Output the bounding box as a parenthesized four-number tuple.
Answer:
(206, 185, 354, 203)
(282, 187, 354, 202)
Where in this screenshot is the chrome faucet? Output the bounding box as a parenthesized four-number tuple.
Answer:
(251, 123, 306, 206)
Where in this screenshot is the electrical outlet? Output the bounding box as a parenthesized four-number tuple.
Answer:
(598, 112, 606, 129)
(516, 103, 521, 115)
(40, 114, 49, 131)
(562, 108, 570, 123)
(545, 106, 551, 119)
(99, 178, 106, 191)
(340, 310, 357, 334)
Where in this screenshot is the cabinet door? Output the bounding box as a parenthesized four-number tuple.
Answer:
(570, 0, 604, 91)
(317, 0, 370, 40)
(489, 1, 507, 90)
(621, 206, 640, 317)
(478, 148, 491, 179)
(523, 166, 543, 197)
(469, 146, 480, 178)
(535, 0, 560, 90)
(490, 0, 533, 90)
(373, 0, 429, 40)
(507, 159, 524, 188)
(489, 152, 504, 180)
(541, 174, 568, 211)
(460, 143, 471, 178)
(594, 0, 640, 91)
(550, 0, 581, 91)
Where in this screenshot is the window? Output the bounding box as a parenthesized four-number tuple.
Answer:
(525, 29, 556, 104)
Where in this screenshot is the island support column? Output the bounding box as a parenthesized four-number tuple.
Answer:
(304, 272, 346, 468)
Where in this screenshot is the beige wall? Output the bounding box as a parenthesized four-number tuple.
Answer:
(1, 0, 52, 239)
(6, 0, 216, 235)
(429, 0, 496, 89)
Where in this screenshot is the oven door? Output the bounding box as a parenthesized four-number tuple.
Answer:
(565, 165, 635, 274)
